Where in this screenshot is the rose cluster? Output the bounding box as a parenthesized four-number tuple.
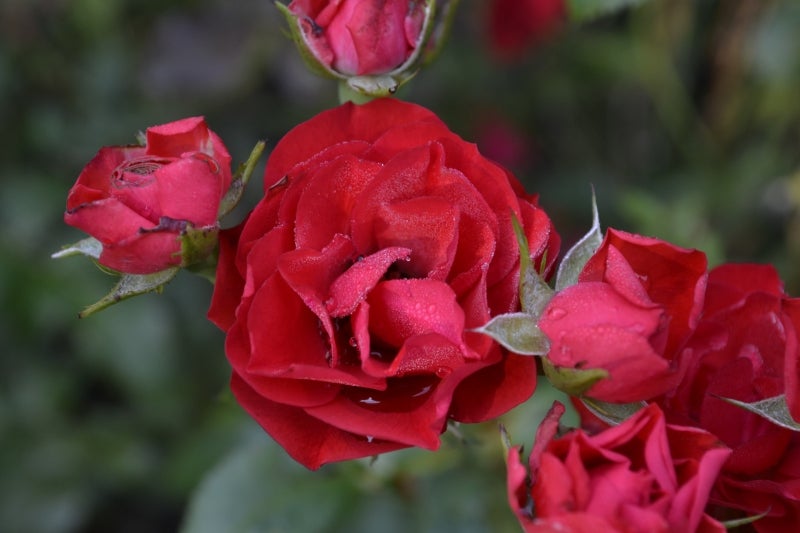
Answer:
(59, 100, 800, 531)
(508, 231, 800, 532)
(55, 2, 800, 531)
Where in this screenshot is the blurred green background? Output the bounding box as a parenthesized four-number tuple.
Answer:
(2, 0, 800, 531)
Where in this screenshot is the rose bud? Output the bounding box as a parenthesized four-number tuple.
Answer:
(208, 98, 560, 469)
(539, 229, 708, 402)
(276, 0, 455, 96)
(63, 117, 232, 274)
(506, 402, 731, 533)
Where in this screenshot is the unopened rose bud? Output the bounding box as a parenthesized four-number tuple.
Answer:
(277, 0, 457, 97)
(63, 117, 232, 274)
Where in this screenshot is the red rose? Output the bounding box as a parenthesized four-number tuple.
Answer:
(488, 0, 565, 60)
(286, 0, 427, 76)
(659, 264, 800, 531)
(507, 402, 731, 533)
(64, 117, 232, 274)
(713, 434, 800, 533)
(538, 229, 707, 402)
(208, 98, 559, 469)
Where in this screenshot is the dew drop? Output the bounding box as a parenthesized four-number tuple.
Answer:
(411, 384, 433, 398)
(366, 435, 374, 443)
(546, 307, 567, 320)
(344, 375, 438, 412)
(348, 336, 358, 348)
(435, 367, 451, 378)
(359, 396, 380, 405)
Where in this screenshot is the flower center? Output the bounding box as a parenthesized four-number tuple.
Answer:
(112, 156, 174, 188)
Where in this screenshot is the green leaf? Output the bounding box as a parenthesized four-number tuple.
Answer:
(581, 396, 647, 426)
(554, 191, 602, 292)
(78, 267, 180, 318)
(542, 358, 608, 396)
(716, 394, 800, 431)
(511, 213, 554, 319)
(472, 312, 550, 355)
(51, 237, 103, 261)
(218, 140, 266, 219)
(567, 0, 652, 23)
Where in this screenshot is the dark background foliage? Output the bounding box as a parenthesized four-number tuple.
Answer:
(2, 0, 799, 531)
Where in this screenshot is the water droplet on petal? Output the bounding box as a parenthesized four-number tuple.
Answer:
(359, 396, 381, 405)
(546, 307, 567, 320)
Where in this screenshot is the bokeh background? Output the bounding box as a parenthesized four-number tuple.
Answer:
(2, 0, 800, 531)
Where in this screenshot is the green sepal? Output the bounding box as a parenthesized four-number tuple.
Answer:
(554, 190, 602, 292)
(542, 358, 608, 396)
(77, 267, 180, 318)
(472, 312, 550, 355)
(511, 212, 554, 319)
(274, 1, 340, 80)
(716, 394, 800, 432)
(51, 237, 103, 262)
(720, 508, 771, 530)
(343, 73, 416, 101)
(498, 423, 514, 459)
(567, 0, 651, 23)
(581, 397, 647, 426)
(419, 0, 461, 67)
(218, 140, 266, 219)
(179, 224, 218, 267)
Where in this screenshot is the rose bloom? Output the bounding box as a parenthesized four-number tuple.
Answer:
(208, 98, 559, 469)
(64, 117, 232, 274)
(538, 229, 708, 402)
(507, 402, 731, 533)
(287, 0, 427, 76)
(659, 264, 800, 532)
(488, 0, 565, 60)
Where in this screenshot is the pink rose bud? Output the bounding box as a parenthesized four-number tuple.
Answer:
(64, 117, 232, 274)
(277, 0, 453, 96)
(539, 229, 708, 403)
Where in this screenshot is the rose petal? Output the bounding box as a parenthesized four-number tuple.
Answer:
(306, 374, 446, 450)
(66, 146, 146, 205)
(231, 373, 404, 470)
(366, 278, 465, 348)
(371, 197, 460, 280)
(326, 246, 411, 317)
(65, 196, 158, 244)
(263, 100, 444, 188)
(154, 157, 225, 225)
(98, 229, 181, 273)
(294, 154, 383, 250)
(450, 351, 537, 423)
